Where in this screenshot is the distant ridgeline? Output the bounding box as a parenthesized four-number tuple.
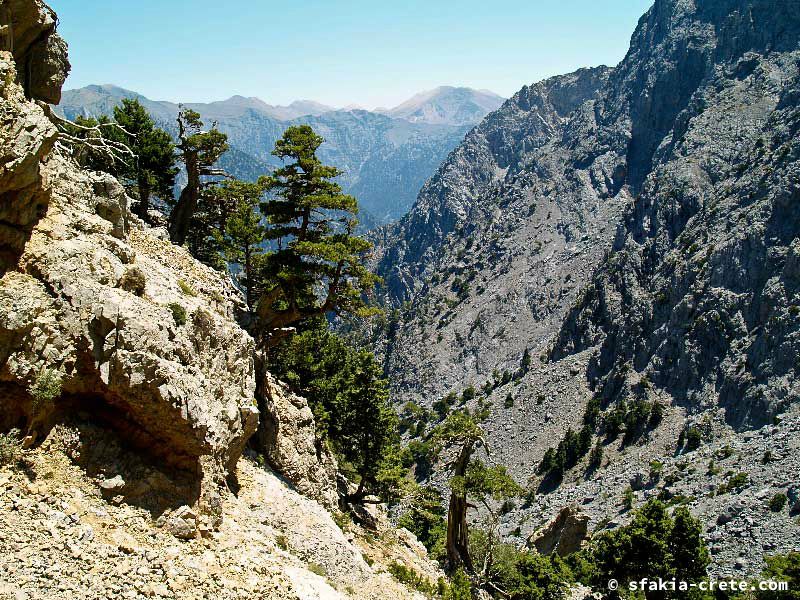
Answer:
(56, 85, 504, 228)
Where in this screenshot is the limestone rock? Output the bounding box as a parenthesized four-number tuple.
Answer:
(530, 505, 589, 557)
(0, 50, 58, 274)
(164, 505, 198, 540)
(3, 0, 71, 103)
(0, 21, 259, 526)
(256, 372, 339, 510)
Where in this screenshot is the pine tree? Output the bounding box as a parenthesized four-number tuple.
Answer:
(220, 180, 267, 308)
(112, 99, 178, 220)
(256, 125, 379, 345)
(428, 411, 519, 575)
(169, 107, 229, 245)
(265, 319, 400, 504)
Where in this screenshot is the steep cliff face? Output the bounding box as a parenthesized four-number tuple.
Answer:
(0, 0, 69, 273)
(552, 10, 800, 430)
(0, 44, 260, 527)
(369, 0, 800, 576)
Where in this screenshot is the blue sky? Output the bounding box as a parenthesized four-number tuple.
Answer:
(50, 0, 653, 108)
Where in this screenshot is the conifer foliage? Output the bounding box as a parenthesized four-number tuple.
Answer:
(255, 125, 380, 345)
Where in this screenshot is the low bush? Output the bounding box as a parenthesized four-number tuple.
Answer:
(118, 266, 146, 296)
(768, 493, 788, 512)
(168, 303, 187, 326)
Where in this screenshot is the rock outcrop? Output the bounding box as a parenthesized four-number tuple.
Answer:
(256, 372, 339, 510)
(530, 505, 589, 557)
(0, 50, 58, 273)
(2, 0, 70, 103)
(0, 2, 263, 527)
(366, 0, 800, 576)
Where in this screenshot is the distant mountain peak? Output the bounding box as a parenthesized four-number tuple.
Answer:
(379, 86, 505, 125)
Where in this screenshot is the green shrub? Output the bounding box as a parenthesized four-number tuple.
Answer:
(718, 472, 749, 494)
(396, 486, 447, 563)
(623, 486, 635, 510)
(118, 266, 146, 296)
(177, 279, 197, 296)
(649, 460, 663, 478)
(539, 425, 593, 479)
(29, 368, 62, 415)
(759, 552, 800, 599)
(504, 394, 514, 409)
(592, 500, 709, 595)
(685, 426, 702, 451)
(461, 386, 476, 403)
(0, 429, 22, 466)
(768, 493, 788, 512)
(387, 562, 437, 595)
(443, 568, 473, 600)
(583, 397, 601, 428)
(717, 444, 734, 459)
(521, 348, 532, 371)
(307, 562, 326, 577)
(168, 303, 187, 326)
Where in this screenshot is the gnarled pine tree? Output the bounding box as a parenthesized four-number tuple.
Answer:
(168, 107, 229, 245)
(112, 99, 178, 220)
(256, 125, 379, 346)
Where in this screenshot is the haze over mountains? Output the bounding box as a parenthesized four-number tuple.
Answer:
(57, 85, 505, 226)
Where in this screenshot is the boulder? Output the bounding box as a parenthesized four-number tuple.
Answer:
(255, 372, 339, 510)
(163, 505, 198, 540)
(530, 505, 589, 556)
(3, 0, 71, 103)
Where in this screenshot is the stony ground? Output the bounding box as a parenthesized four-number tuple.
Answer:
(0, 426, 440, 600)
(493, 403, 800, 579)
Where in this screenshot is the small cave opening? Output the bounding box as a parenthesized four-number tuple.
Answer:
(1, 383, 203, 518)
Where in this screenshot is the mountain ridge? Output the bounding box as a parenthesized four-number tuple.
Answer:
(57, 84, 504, 225)
(365, 0, 800, 577)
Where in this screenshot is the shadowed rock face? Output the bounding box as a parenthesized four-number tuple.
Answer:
(0, 51, 57, 274)
(3, 0, 70, 103)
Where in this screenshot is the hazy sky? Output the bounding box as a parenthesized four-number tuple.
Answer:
(50, 0, 653, 109)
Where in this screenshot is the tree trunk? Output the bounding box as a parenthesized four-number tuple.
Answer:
(169, 153, 199, 245)
(244, 247, 252, 310)
(134, 173, 151, 221)
(446, 441, 475, 573)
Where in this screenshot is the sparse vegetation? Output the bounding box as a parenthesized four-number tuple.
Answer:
(29, 368, 63, 417)
(118, 266, 146, 296)
(0, 429, 23, 466)
(623, 486, 635, 510)
(168, 302, 187, 326)
(768, 493, 788, 512)
(717, 472, 749, 495)
(387, 562, 438, 596)
(685, 426, 702, 452)
(177, 278, 197, 296)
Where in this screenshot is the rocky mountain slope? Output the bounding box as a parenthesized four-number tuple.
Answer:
(0, 3, 439, 598)
(57, 85, 503, 225)
(369, 0, 800, 577)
